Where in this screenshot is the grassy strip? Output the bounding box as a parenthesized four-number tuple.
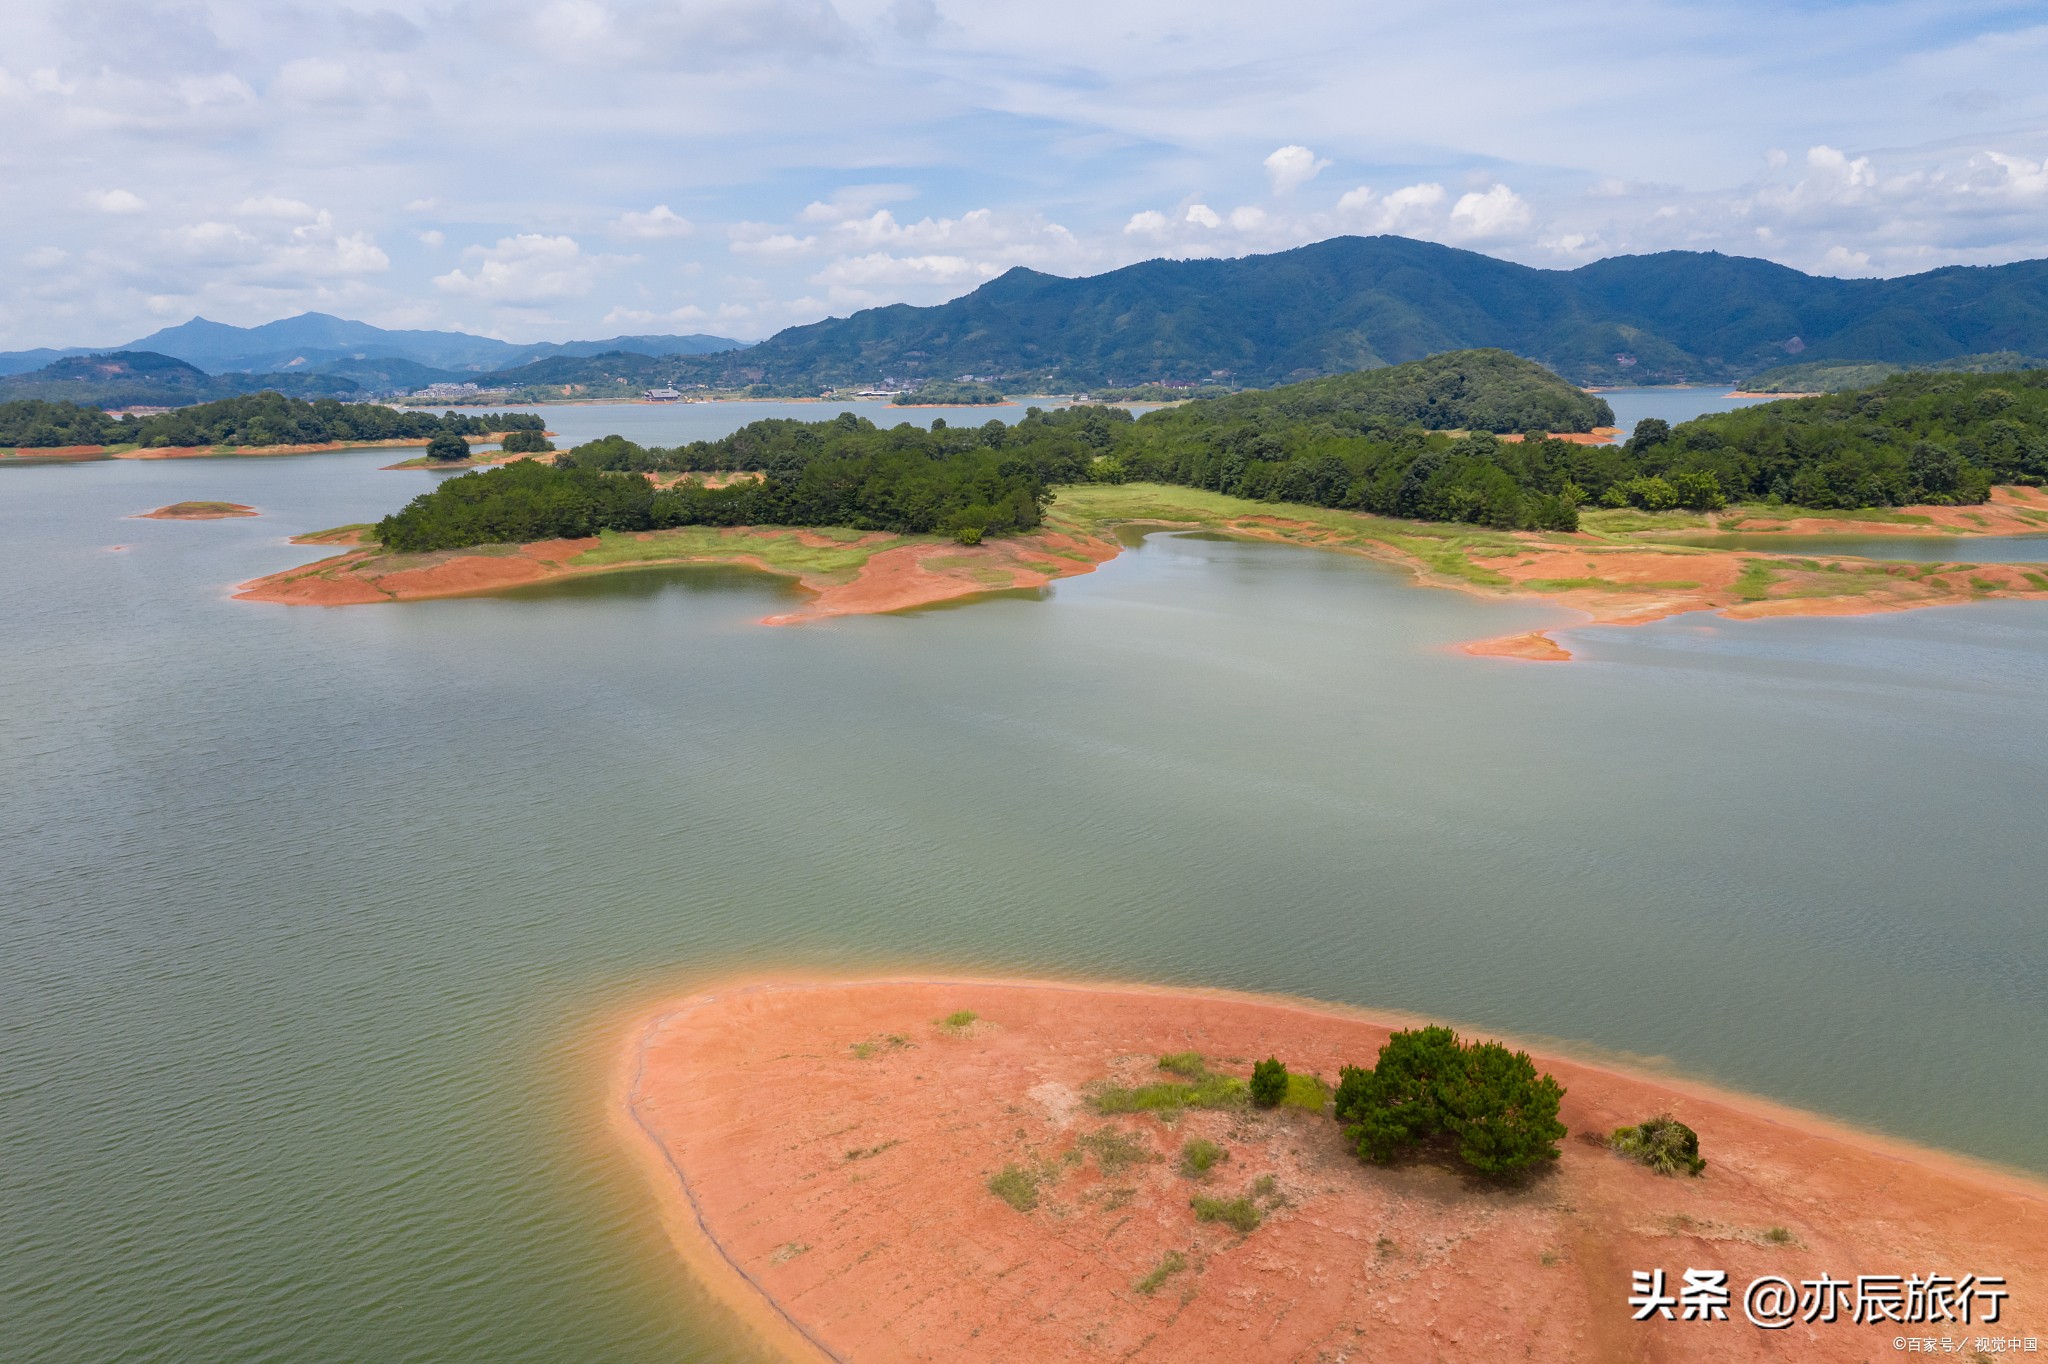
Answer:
(1133, 1251, 1188, 1296)
(570, 526, 902, 578)
(1524, 577, 1701, 593)
(1092, 1073, 1248, 1115)
(1733, 560, 1777, 601)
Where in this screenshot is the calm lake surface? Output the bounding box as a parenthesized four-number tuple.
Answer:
(4, 398, 2046, 1362)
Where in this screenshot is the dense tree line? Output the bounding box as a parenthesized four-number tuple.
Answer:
(129, 394, 544, 448)
(375, 410, 1083, 551)
(1631, 370, 2048, 508)
(1096, 364, 2048, 524)
(0, 392, 545, 449)
(0, 399, 130, 448)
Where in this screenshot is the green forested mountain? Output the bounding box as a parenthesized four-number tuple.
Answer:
(1143, 349, 1612, 434)
(0, 351, 364, 406)
(481, 235, 2048, 394)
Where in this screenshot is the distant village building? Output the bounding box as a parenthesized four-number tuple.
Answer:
(642, 387, 682, 401)
(415, 381, 482, 399)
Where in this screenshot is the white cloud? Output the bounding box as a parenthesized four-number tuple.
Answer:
(729, 229, 819, 255)
(1449, 184, 1532, 238)
(1124, 210, 1169, 236)
(417, 229, 446, 248)
(88, 188, 147, 215)
(613, 205, 695, 238)
(812, 252, 996, 288)
(1264, 144, 1330, 196)
(1185, 204, 1222, 229)
(433, 234, 592, 304)
(234, 196, 318, 221)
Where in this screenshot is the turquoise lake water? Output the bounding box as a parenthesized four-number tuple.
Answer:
(3, 399, 2045, 1361)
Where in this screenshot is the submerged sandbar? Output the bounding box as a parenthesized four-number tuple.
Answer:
(622, 977, 2046, 1363)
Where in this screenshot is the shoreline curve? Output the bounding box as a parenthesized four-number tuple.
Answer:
(620, 975, 2048, 1364)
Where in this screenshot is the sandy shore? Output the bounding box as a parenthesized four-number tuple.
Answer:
(135, 501, 258, 520)
(621, 977, 2047, 1363)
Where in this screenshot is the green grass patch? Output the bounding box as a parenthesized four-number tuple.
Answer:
(1763, 1226, 1796, 1245)
(1092, 1073, 1248, 1116)
(848, 1033, 911, 1059)
(1971, 576, 2002, 593)
(1578, 508, 1713, 536)
(1733, 560, 1777, 601)
(2021, 572, 2048, 591)
(987, 1164, 1043, 1213)
(1280, 1072, 1329, 1112)
(1074, 1127, 1157, 1175)
(1523, 576, 1700, 593)
(1190, 1195, 1262, 1234)
(939, 1009, 978, 1030)
(1157, 1052, 1208, 1079)
(570, 525, 902, 578)
(1133, 1250, 1188, 1296)
(1179, 1138, 1227, 1178)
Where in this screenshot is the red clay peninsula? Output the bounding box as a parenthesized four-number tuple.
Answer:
(620, 978, 2047, 1364)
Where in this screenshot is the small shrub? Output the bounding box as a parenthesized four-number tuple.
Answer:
(1178, 1138, 1227, 1178)
(1249, 1057, 1288, 1109)
(1157, 1051, 1207, 1079)
(1190, 1194, 1262, 1234)
(988, 1164, 1041, 1212)
(1610, 1115, 1706, 1176)
(940, 1009, 977, 1030)
(1075, 1127, 1156, 1175)
(1133, 1250, 1187, 1295)
(952, 524, 984, 546)
(1763, 1226, 1795, 1245)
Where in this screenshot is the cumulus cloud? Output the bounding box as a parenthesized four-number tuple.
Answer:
(433, 234, 592, 303)
(1449, 184, 1532, 238)
(88, 188, 147, 214)
(1264, 145, 1330, 196)
(613, 205, 695, 239)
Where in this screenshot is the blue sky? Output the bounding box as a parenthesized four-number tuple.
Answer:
(2, 0, 2045, 347)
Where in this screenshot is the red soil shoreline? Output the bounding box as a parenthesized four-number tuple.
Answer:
(621, 977, 2047, 1363)
(230, 486, 2048, 659)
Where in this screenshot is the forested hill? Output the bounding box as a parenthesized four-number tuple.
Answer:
(525, 235, 2048, 393)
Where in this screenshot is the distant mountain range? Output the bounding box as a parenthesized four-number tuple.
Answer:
(559, 234, 2048, 393)
(0, 312, 747, 382)
(10, 235, 2048, 408)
